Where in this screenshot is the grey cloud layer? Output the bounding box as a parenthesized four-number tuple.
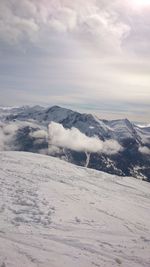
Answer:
(0, 0, 150, 122)
(1, 0, 149, 55)
(0, 0, 130, 52)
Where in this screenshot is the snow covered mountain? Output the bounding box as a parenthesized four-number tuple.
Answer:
(0, 105, 150, 181)
(0, 151, 150, 267)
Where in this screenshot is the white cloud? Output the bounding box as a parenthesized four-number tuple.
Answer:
(0, 1, 39, 44)
(0, 0, 130, 51)
(30, 129, 48, 140)
(0, 123, 19, 151)
(48, 6, 77, 32)
(30, 129, 48, 145)
(0, 121, 47, 151)
(48, 122, 122, 155)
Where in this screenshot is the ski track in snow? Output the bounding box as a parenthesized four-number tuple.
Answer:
(0, 151, 150, 267)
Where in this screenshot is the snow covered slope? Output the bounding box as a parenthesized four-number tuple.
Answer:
(0, 151, 150, 267)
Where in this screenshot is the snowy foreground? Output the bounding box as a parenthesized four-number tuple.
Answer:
(0, 152, 150, 267)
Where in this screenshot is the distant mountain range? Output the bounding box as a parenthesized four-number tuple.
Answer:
(0, 105, 150, 181)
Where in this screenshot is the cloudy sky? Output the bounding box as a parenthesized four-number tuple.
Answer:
(0, 0, 150, 122)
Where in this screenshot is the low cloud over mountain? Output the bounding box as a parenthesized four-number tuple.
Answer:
(0, 105, 149, 181)
(48, 121, 122, 155)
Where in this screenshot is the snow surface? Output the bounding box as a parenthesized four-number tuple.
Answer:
(0, 151, 150, 267)
(135, 126, 150, 145)
(136, 124, 150, 129)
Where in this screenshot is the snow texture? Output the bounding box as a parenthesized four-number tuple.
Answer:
(0, 151, 150, 267)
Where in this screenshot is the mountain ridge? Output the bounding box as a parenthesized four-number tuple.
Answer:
(0, 105, 150, 181)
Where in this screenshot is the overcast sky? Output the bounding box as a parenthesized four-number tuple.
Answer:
(0, 0, 150, 122)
